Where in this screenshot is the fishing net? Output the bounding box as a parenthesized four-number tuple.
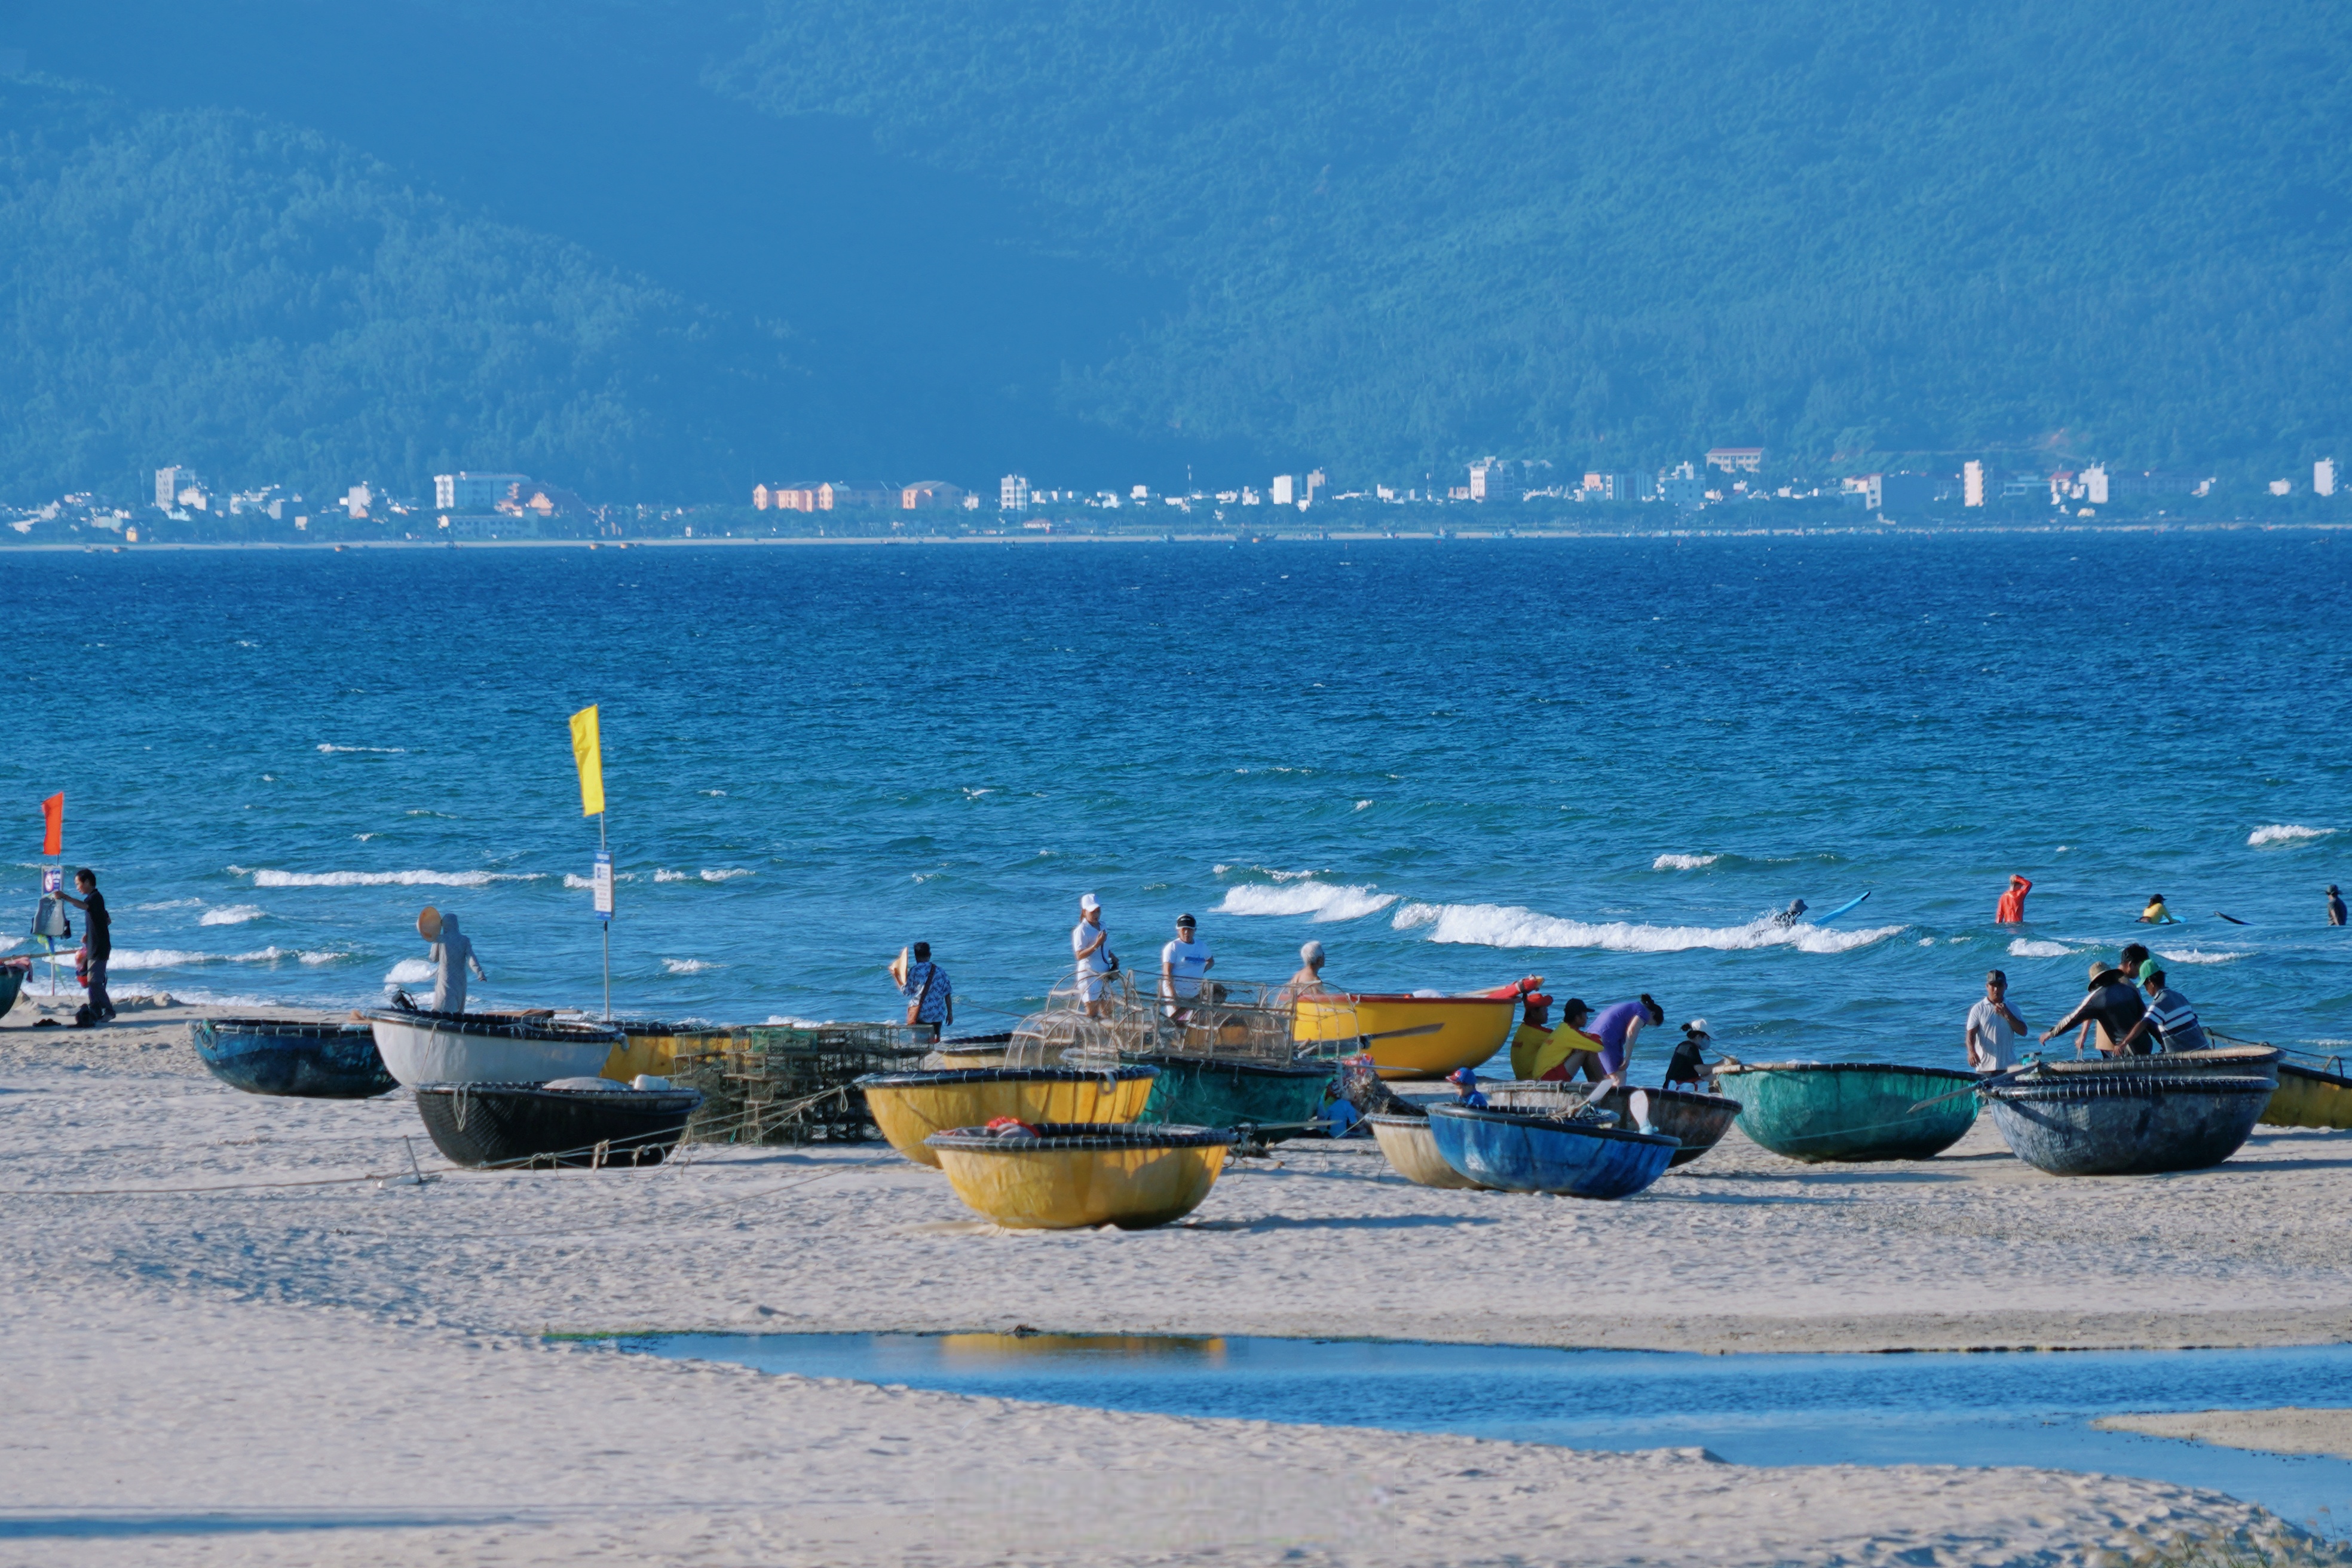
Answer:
(1004, 969, 1362, 1068)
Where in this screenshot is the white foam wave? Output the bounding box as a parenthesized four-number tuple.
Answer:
(654, 869, 688, 882)
(1214, 865, 1324, 883)
(2007, 938, 2072, 958)
(1353, 800, 1373, 811)
(136, 899, 203, 911)
(700, 869, 752, 883)
(1652, 853, 1721, 871)
(2155, 948, 2247, 965)
(198, 905, 264, 926)
(662, 958, 721, 974)
(1391, 902, 1903, 955)
(109, 946, 312, 970)
(1217, 881, 1399, 923)
(317, 743, 406, 754)
(2248, 823, 2336, 847)
(562, 872, 638, 889)
(383, 958, 435, 985)
(248, 868, 541, 888)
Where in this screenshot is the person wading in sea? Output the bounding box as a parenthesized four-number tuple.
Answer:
(2329, 885, 2347, 926)
(1996, 875, 2032, 924)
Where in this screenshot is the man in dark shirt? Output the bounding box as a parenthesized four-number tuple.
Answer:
(2040, 957, 2148, 1057)
(56, 867, 112, 1023)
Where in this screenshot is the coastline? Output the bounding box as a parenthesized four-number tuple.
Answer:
(6, 517, 2348, 553)
(5, 996, 2345, 1564)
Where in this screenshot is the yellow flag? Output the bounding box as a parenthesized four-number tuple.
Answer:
(569, 705, 605, 816)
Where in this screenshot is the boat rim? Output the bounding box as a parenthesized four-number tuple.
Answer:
(1717, 1059, 1981, 1083)
(1428, 1102, 1682, 1147)
(1123, 1052, 1338, 1078)
(1983, 1073, 2278, 1102)
(857, 1064, 1159, 1088)
(2277, 1059, 2352, 1090)
(412, 1079, 705, 1107)
(926, 1121, 1236, 1153)
(1313, 992, 1516, 1006)
(1486, 1080, 1745, 1111)
(195, 1015, 374, 1037)
(362, 1007, 624, 1044)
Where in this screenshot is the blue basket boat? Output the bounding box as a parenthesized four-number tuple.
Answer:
(1426, 1104, 1679, 1199)
(191, 1016, 399, 1099)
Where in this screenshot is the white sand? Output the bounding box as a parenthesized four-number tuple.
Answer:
(4, 994, 2347, 1565)
(2096, 1408, 2352, 1462)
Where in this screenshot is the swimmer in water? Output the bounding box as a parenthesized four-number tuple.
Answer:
(1772, 898, 1808, 927)
(2138, 894, 2175, 924)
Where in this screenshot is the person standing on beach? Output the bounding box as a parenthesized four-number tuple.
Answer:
(1283, 941, 1330, 1003)
(899, 941, 953, 1042)
(54, 868, 112, 1023)
(2329, 885, 2347, 926)
(1996, 875, 2032, 924)
(1572, 995, 1665, 1103)
(2114, 969, 2210, 1055)
(1071, 894, 1114, 1017)
(423, 909, 487, 1015)
(1507, 991, 1554, 1079)
(1159, 914, 1212, 1017)
(1965, 970, 2027, 1071)
(2039, 958, 2147, 1057)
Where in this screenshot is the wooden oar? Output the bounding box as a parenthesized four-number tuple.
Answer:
(1909, 1064, 2028, 1113)
(1355, 1022, 1444, 1043)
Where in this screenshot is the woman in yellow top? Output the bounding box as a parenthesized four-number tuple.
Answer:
(1518, 997, 1607, 1082)
(2138, 894, 2176, 924)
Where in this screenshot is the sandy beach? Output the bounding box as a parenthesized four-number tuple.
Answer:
(6, 994, 2348, 1565)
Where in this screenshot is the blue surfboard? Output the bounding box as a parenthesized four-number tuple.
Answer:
(1809, 891, 1872, 925)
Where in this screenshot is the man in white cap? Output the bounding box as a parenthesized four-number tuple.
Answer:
(1072, 894, 1115, 1017)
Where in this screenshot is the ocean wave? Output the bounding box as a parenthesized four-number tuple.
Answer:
(136, 899, 203, 911)
(247, 868, 542, 887)
(700, 869, 752, 883)
(1353, 800, 1373, 810)
(382, 958, 435, 985)
(663, 958, 721, 974)
(2248, 823, 2336, 847)
(654, 869, 688, 882)
(2155, 948, 2246, 965)
(318, 743, 406, 754)
(1652, 853, 1720, 871)
(1217, 881, 1399, 922)
(1213, 865, 1324, 883)
(109, 946, 319, 970)
(1391, 901, 1904, 955)
(2007, 938, 2073, 958)
(562, 872, 638, 889)
(198, 905, 264, 926)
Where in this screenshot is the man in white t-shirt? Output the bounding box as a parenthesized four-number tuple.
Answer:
(1159, 913, 1212, 1016)
(1071, 893, 1115, 1016)
(1965, 969, 2028, 1072)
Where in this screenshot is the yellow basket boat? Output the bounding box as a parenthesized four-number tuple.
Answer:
(1293, 993, 1517, 1079)
(598, 1019, 737, 1082)
(856, 1065, 1158, 1167)
(925, 1122, 1234, 1229)
(2261, 1061, 2352, 1130)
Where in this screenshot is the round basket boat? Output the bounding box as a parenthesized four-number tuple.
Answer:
(930, 1031, 1015, 1068)
(1367, 1110, 1488, 1189)
(2263, 1060, 2352, 1130)
(924, 1122, 1235, 1229)
(1132, 1055, 1336, 1142)
(1981, 1073, 2274, 1177)
(1425, 1104, 1680, 1200)
(857, 1065, 1159, 1168)
(191, 1016, 397, 1099)
(1482, 1082, 1744, 1168)
(0, 957, 30, 1020)
(365, 1008, 623, 1089)
(1716, 1061, 1980, 1163)
(414, 1079, 705, 1169)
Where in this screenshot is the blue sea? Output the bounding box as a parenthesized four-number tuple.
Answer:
(6, 530, 2348, 1065)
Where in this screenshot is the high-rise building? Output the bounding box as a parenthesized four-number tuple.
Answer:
(1468, 461, 1497, 501)
(2082, 465, 2109, 506)
(1271, 474, 1295, 506)
(1000, 474, 1030, 511)
(2318, 458, 2338, 497)
(1964, 461, 1986, 507)
(1305, 469, 1327, 506)
(434, 471, 530, 511)
(154, 466, 194, 507)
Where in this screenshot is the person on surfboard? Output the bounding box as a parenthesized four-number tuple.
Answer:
(2138, 894, 2176, 924)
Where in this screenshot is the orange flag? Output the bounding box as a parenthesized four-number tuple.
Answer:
(40, 794, 62, 856)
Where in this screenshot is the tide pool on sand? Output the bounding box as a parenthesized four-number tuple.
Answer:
(624, 1333, 2352, 1532)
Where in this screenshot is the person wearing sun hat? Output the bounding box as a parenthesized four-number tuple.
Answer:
(1071, 893, 1114, 1016)
(2041, 954, 2149, 1057)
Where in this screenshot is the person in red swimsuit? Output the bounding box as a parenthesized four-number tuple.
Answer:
(1996, 874, 2032, 924)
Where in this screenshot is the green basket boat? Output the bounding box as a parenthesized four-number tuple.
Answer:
(1131, 1055, 1337, 1142)
(1716, 1060, 1981, 1163)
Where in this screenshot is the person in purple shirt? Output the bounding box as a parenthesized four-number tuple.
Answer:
(1572, 994, 1666, 1108)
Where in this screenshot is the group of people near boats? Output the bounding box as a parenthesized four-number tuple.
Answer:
(1962, 942, 2210, 1071)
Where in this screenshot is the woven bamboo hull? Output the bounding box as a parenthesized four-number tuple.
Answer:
(927, 1123, 1230, 1229)
(414, 1082, 704, 1168)
(1717, 1061, 1980, 1162)
(1293, 993, 1515, 1079)
(1425, 1105, 1678, 1199)
(1368, 1112, 1487, 1189)
(0, 960, 26, 1019)
(2259, 1062, 2352, 1129)
(1984, 1074, 2271, 1175)
(859, 1067, 1158, 1167)
(599, 1021, 736, 1082)
(367, 1011, 619, 1088)
(191, 1018, 397, 1098)
(1132, 1056, 1334, 1140)
(1483, 1082, 1744, 1167)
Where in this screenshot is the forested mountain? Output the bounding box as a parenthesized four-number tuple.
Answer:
(3, 0, 2347, 501)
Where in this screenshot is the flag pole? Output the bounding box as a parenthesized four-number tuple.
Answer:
(599, 811, 610, 1020)
(571, 706, 612, 1023)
